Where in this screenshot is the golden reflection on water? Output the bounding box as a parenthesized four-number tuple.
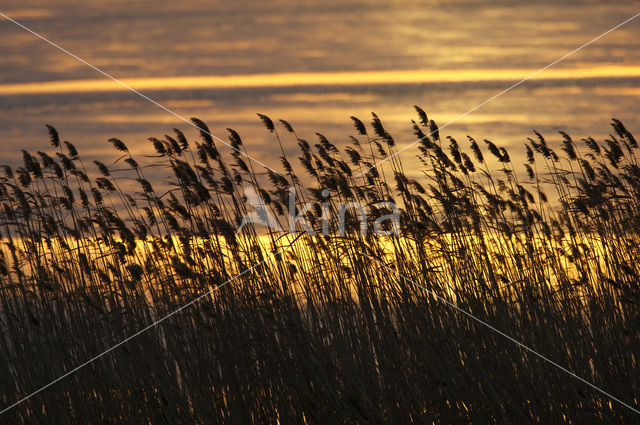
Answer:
(2, 65, 640, 96)
(1, 231, 624, 300)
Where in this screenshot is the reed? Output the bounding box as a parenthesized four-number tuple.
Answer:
(0, 109, 639, 423)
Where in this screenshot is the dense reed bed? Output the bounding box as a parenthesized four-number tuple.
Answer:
(0, 108, 639, 423)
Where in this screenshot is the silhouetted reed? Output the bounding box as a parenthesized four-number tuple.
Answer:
(0, 108, 639, 424)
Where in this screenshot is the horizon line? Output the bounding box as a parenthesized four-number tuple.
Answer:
(1, 65, 639, 96)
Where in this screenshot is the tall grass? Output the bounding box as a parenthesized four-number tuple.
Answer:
(0, 108, 639, 423)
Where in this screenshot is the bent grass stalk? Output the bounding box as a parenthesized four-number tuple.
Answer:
(0, 110, 639, 423)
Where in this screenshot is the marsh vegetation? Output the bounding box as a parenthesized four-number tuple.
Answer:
(0, 108, 639, 423)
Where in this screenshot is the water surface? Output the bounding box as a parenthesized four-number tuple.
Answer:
(1, 0, 639, 179)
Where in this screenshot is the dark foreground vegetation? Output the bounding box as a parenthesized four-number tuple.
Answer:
(1, 108, 639, 423)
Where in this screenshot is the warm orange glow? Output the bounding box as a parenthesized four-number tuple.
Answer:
(2, 65, 640, 96)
